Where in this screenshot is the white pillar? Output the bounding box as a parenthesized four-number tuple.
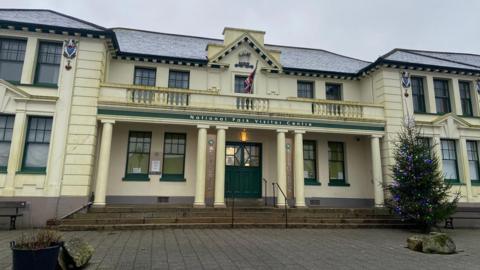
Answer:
(276, 129, 288, 207)
(432, 136, 443, 174)
(371, 135, 384, 207)
(20, 37, 38, 84)
(294, 130, 306, 208)
(459, 137, 473, 201)
(194, 125, 209, 207)
(93, 120, 115, 206)
(3, 111, 27, 196)
(214, 126, 228, 208)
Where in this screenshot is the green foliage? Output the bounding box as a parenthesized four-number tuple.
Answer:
(386, 122, 459, 232)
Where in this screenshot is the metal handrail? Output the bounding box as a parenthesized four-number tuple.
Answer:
(60, 201, 93, 220)
(231, 182, 236, 228)
(273, 182, 288, 228)
(262, 178, 268, 206)
(272, 183, 276, 206)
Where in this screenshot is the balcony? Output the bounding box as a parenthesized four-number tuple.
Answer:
(99, 83, 384, 121)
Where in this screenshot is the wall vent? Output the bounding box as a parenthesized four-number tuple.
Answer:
(309, 199, 321, 206)
(157, 197, 169, 203)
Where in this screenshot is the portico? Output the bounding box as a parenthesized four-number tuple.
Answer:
(92, 110, 386, 209)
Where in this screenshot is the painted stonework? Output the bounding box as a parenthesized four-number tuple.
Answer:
(0, 10, 479, 226)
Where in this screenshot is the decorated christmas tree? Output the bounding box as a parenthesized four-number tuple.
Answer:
(386, 120, 459, 232)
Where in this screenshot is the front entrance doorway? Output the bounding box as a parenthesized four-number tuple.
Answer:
(225, 142, 262, 198)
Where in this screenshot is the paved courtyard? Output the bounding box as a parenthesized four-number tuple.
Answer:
(0, 229, 479, 269)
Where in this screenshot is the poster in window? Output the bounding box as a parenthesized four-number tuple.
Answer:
(150, 160, 161, 174)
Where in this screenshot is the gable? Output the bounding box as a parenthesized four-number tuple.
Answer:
(208, 33, 282, 70)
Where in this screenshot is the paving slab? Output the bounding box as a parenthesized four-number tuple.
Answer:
(0, 229, 479, 269)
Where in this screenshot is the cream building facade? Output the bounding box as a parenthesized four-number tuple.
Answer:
(0, 9, 479, 226)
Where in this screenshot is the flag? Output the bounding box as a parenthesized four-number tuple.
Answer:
(244, 60, 258, 93)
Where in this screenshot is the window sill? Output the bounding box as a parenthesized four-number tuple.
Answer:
(471, 181, 480, 186)
(122, 174, 150, 181)
(12, 81, 58, 89)
(17, 169, 46, 175)
(445, 180, 464, 185)
(328, 180, 350, 187)
(304, 179, 321, 186)
(30, 82, 58, 88)
(0, 166, 6, 173)
(160, 175, 186, 182)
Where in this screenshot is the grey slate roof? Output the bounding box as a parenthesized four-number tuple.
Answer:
(0, 9, 105, 31)
(1, 9, 479, 75)
(382, 49, 480, 71)
(113, 28, 371, 74)
(113, 28, 219, 60)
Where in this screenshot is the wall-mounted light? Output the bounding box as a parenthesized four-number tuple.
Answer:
(240, 129, 248, 142)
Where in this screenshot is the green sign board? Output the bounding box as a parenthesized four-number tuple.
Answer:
(98, 108, 384, 131)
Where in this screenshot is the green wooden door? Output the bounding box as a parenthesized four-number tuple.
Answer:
(225, 142, 262, 198)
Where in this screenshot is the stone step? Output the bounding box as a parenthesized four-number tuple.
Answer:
(61, 217, 404, 225)
(54, 222, 413, 231)
(88, 206, 389, 215)
(71, 211, 391, 220)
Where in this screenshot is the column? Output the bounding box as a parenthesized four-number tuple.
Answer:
(371, 135, 384, 207)
(451, 78, 463, 115)
(20, 37, 38, 84)
(276, 129, 288, 207)
(425, 75, 437, 114)
(459, 137, 473, 201)
(3, 111, 27, 196)
(294, 130, 306, 208)
(214, 126, 228, 207)
(93, 120, 115, 206)
(432, 136, 443, 174)
(194, 125, 209, 207)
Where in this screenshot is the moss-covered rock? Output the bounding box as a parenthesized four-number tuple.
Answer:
(421, 232, 456, 254)
(58, 238, 94, 269)
(407, 235, 425, 252)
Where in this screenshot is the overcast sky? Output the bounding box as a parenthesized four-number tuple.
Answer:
(3, 0, 480, 61)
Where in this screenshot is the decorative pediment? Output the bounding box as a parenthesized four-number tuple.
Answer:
(432, 113, 471, 138)
(208, 33, 282, 70)
(0, 79, 58, 114)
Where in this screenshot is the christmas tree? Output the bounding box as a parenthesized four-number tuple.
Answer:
(386, 121, 459, 232)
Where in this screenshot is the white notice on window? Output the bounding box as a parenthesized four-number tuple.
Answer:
(151, 160, 161, 173)
(132, 167, 142, 174)
(304, 171, 309, 178)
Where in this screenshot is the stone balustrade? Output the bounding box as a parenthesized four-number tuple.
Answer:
(99, 83, 384, 121)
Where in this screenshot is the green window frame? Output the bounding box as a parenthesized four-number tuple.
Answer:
(411, 76, 426, 113)
(434, 79, 451, 114)
(34, 41, 62, 87)
(328, 142, 349, 186)
(326, 83, 342, 101)
(297, 81, 314, 98)
(0, 115, 14, 172)
(303, 140, 319, 185)
(161, 133, 186, 181)
(441, 139, 459, 183)
(168, 70, 189, 89)
(466, 141, 480, 184)
(21, 116, 53, 173)
(459, 81, 473, 117)
(124, 131, 151, 181)
(134, 67, 156, 86)
(0, 38, 27, 83)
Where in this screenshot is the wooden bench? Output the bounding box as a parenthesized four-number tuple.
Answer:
(0, 201, 26, 230)
(444, 207, 480, 229)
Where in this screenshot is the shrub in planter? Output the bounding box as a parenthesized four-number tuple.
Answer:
(10, 230, 63, 270)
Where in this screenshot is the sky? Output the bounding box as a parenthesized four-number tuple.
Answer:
(2, 0, 480, 62)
